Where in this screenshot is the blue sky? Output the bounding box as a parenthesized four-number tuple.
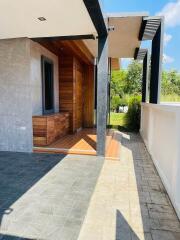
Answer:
(101, 0, 180, 71)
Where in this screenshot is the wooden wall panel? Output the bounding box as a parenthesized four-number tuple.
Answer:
(58, 47, 95, 132)
(74, 58, 83, 131)
(83, 65, 94, 128)
(111, 58, 120, 70)
(59, 56, 85, 133)
(59, 56, 75, 132)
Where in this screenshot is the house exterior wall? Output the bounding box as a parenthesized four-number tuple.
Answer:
(0, 38, 33, 152)
(30, 40, 59, 115)
(140, 103, 180, 219)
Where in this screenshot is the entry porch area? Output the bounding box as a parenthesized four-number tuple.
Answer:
(33, 128, 121, 160)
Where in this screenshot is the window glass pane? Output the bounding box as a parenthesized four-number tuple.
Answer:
(42, 57, 54, 114)
(44, 61, 53, 110)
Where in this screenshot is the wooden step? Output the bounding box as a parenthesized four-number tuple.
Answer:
(33, 147, 96, 156)
(106, 130, 121, 160)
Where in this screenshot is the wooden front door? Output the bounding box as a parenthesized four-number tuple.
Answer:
(74, 59, 83, 131)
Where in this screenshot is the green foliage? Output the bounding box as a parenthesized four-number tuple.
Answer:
(111, 70, 127, 98)
(161, 70, 180, 97)
(125, 95, 141, 131)
(161, 94, 180, 102)
(110, 112, 126, 126)
(119, 97, 128, 107)
(111, 61, 180, 112)
(124, 60, 142, 94)
(110, 61, 142, 111)
(111, 95, 121, 112)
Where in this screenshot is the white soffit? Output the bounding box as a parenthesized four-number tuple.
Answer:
(108, 16, 143, 58)
(0, 0, 96, 39)
(84, 14, 148, 58)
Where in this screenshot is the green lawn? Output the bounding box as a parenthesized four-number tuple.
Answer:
(110, 112, 126, 126)
(161, 94, 180, 102)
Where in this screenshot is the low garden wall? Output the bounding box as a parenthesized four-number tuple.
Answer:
(140, 103, 180, 219)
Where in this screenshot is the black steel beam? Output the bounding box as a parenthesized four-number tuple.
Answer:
(142, 53, 148, 102)
(83, 0, 108, 37)
(139, 19, 147, 40)
(134, 48, 139, 59)
(107, 58, 112, 125)
(31, 34, 95, 42)
(149, 20, 164, 103)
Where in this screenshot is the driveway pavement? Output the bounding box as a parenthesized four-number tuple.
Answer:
(0, 133, 180, 240)
(0, 153, 103, 240)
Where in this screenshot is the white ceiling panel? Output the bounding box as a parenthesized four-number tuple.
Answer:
(84, 14, 148, 58)
(0, 0, 96, 39)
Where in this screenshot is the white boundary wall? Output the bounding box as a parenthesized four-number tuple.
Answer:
(140, 103, 180, 219)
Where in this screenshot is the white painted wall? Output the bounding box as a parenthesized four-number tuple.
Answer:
(140, 103, 180, 219)
(30, 40, 59, 115)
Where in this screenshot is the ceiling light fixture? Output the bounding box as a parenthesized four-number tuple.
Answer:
(38, 17, 46, 21)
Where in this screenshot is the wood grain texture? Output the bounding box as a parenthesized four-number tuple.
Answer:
(38, 39, 94, 65)
(74, 58, 83, 130)
(59, 56, 75, 132)
(33, 128, 121, 160)
(111, 58, 120, 70)
(33, 113, 69, 146)
(105, 131, 121, 160)
(59, 56, 94, 132)
(60, 40, 94, 65)
(83, 65, 94, 128)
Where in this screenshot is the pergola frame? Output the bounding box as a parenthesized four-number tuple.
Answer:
(138, 16, 164, 104)
(134, 48, 149, 103)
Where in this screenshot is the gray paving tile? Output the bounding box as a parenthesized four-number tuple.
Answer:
(0, 153, 103, 240)
(152, 230, 180, 240)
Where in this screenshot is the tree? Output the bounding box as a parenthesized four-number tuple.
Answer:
(111, 95, 121, 112)
(124, 60, 142, 94)
(161, 70, 180, 96)
(111, 69, 127, 98)
(110, 60, 143, 111)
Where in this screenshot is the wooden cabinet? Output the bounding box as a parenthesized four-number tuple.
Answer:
(33, 113, 69, 146)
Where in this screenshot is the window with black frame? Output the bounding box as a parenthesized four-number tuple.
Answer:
(41, 56, 54, 114)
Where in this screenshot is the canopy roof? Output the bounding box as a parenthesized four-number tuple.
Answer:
(0, 1, 149, 59)
(134, 48, 148, 60)
(0, 0, 96, 39)
(139, 17, 162, 41)
(84, 13, 148, 58)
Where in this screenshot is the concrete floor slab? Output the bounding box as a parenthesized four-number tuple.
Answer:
(0, 132, 180, 240)
(0, 152, 103, 240)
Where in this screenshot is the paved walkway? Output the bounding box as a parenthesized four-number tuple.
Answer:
(0, 153, 103, 239)
(0, 133, 180, 240)
(78, 132, 180, 240)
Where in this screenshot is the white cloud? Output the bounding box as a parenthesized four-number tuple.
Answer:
(157, 0, 180, 27)
(163, 54, 174, 64)
(164, 33, 172, 46)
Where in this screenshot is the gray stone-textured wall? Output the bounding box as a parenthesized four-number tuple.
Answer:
(30, 40, 59, 115)
(0, 38, 33, 152)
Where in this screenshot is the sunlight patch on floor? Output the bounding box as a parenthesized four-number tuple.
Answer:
(78, 135, 145, 240)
